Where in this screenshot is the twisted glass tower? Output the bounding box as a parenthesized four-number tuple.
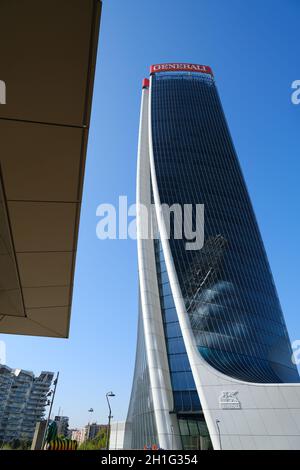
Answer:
(124, 63, 300, 451)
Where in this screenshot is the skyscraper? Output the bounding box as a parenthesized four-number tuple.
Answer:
(124, 63, 300, 450)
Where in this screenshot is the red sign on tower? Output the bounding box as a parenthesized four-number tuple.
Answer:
(150, 63, 213, 76)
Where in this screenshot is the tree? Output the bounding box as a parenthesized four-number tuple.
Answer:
(20, 440, 31, 450)
(79, 428, 107, 450)
(0, 439, 32, 451)
(10, 439, 21, 450)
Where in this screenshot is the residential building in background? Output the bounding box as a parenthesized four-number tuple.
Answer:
(70, 423, 107, 445)
(84, 422, 106, 441)
(0, 365, 53, 443)
(124, 63, 300, 450)
(70, 428, 86, 445)
(54, 416, 69, 438)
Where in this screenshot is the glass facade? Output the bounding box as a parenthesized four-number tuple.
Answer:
(125, 296, 158, 449)
(151, 70, 299, 383)
(153, 236, 212, 450)
(126, 64, 299, 451)
(178, 415, 212, 451)
(154, 237, 200, 412)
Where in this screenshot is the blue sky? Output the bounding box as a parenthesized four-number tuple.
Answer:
(2, 0, 300, 428)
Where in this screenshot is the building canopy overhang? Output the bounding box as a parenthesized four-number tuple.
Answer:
(0, 0, 101, 337)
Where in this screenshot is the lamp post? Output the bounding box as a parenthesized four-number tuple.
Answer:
(105, 391, 115, 450)
(215, 419, 222, 450)
(170, 424, 174, 450)
(41, 371, 59, 450)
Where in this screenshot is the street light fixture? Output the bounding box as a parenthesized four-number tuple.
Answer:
(106, 391, 115, 450)
(215, 419, 222, 450)
(87, 407, 94, 426)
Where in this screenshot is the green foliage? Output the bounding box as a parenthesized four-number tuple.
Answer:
(10, 439, 21, 449)
(19, 440, 31, 450)
(0, 439, 31, 451)
(79, 428, 107, 451)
